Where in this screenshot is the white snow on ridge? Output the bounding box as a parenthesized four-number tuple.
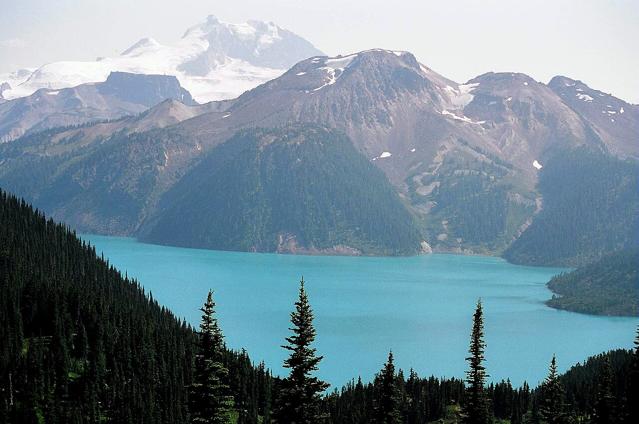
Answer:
(311, 54, 358, 91)
(324, 54, 357, 69)
(620, 107, 625, 114)
(533, 160, 543, 170)
(576, 93, 593, 102)
(441, 109, 485, 125)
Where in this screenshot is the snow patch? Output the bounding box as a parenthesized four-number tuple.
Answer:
(296, 71, 306, 76)
(441, 109, 486, 125)
(576, 93, 593, 102)
(47, 90, 60, 96)
(523, 82, 528, 86)
(311, 55, 357, 91)
(620, 107, 625, 114)
(324, 54, 357, 70)
(372, 151, 392, 160)
(312, 69, 340, 91)
(410, 148, 416, 153)
(533, 160, 543, 170)
(448, 82, 480, 109)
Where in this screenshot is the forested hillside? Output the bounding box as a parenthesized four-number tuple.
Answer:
(547, 248, 639, 316)
(504, 147, 639, 266)
(0, 189, 272, 423)
(141, 125, 424, 255)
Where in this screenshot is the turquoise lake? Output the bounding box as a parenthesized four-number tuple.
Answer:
(84, 234, 638, 389)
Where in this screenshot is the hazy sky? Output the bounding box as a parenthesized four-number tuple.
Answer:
(1, 0, 637, 102)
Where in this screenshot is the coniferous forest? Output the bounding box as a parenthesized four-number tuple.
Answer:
(1, 188, 638, 423)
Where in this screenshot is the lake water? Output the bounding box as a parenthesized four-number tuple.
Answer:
(84, 234, 638, 389)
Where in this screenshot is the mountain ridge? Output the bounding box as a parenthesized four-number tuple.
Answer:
(1, 48, 636, 263)
(0, 71, 196, 143)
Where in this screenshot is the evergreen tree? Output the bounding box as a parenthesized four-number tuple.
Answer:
(374, 351, 401, 424)
(275, 278, 329, 424)
(628, 326, 639, 423)
(539, 355, 567, 424)
(592, 356, 615, 424)
(189, 290, 233, 424)
(462, 299, 491, 424)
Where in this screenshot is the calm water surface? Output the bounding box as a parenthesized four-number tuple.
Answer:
(84, 235, 638, 388)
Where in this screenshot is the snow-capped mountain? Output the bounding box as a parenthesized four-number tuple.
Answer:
(0, 15, 323, 103)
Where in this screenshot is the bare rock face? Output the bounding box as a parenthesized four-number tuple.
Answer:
(548, 75, 639, 158)
(420, 241, 433, 254)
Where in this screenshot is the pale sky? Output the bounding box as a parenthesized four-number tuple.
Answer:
(1, 0, 637, 102)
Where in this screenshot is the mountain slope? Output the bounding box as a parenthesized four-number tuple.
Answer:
(141, 125, 425, 255)
(1, 15, 323, 103)
(546, 248, 639, 316)
(1, 49, 636, 259)
(176, 50, 625, 252)
(548, 75, 639, 158)
(0, 71, 195, 142)
(0, 188, 195, 422)
(0, 189, 275, 422)
(504, 147, 639, 266)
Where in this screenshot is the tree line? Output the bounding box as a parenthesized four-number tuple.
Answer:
(1, 188, 638, 423)
(191, 279, 639, 424)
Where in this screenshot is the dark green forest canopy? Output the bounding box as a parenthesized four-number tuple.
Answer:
(504, 147, 639, 267)
(142, 125, 424, 255)
(546, 248, 639, 316)
(0, 188, 272, 423)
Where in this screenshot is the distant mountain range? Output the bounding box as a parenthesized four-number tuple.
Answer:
(0, 34, 636, 264)
(0, 15, 323, 104)
(0, 72, 195, 142)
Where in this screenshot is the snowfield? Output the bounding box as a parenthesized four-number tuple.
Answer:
(0, 15, 322, 103)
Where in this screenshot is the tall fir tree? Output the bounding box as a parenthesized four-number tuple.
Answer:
(592, 356, 616, 424)
(462, 299, 491, 424)
(189, 290, 234, 424)
(275, 278, 329, 424)
(374, 351, 401, 424)
(538, 355, 567, 424)
(628, 326, 639, 423)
